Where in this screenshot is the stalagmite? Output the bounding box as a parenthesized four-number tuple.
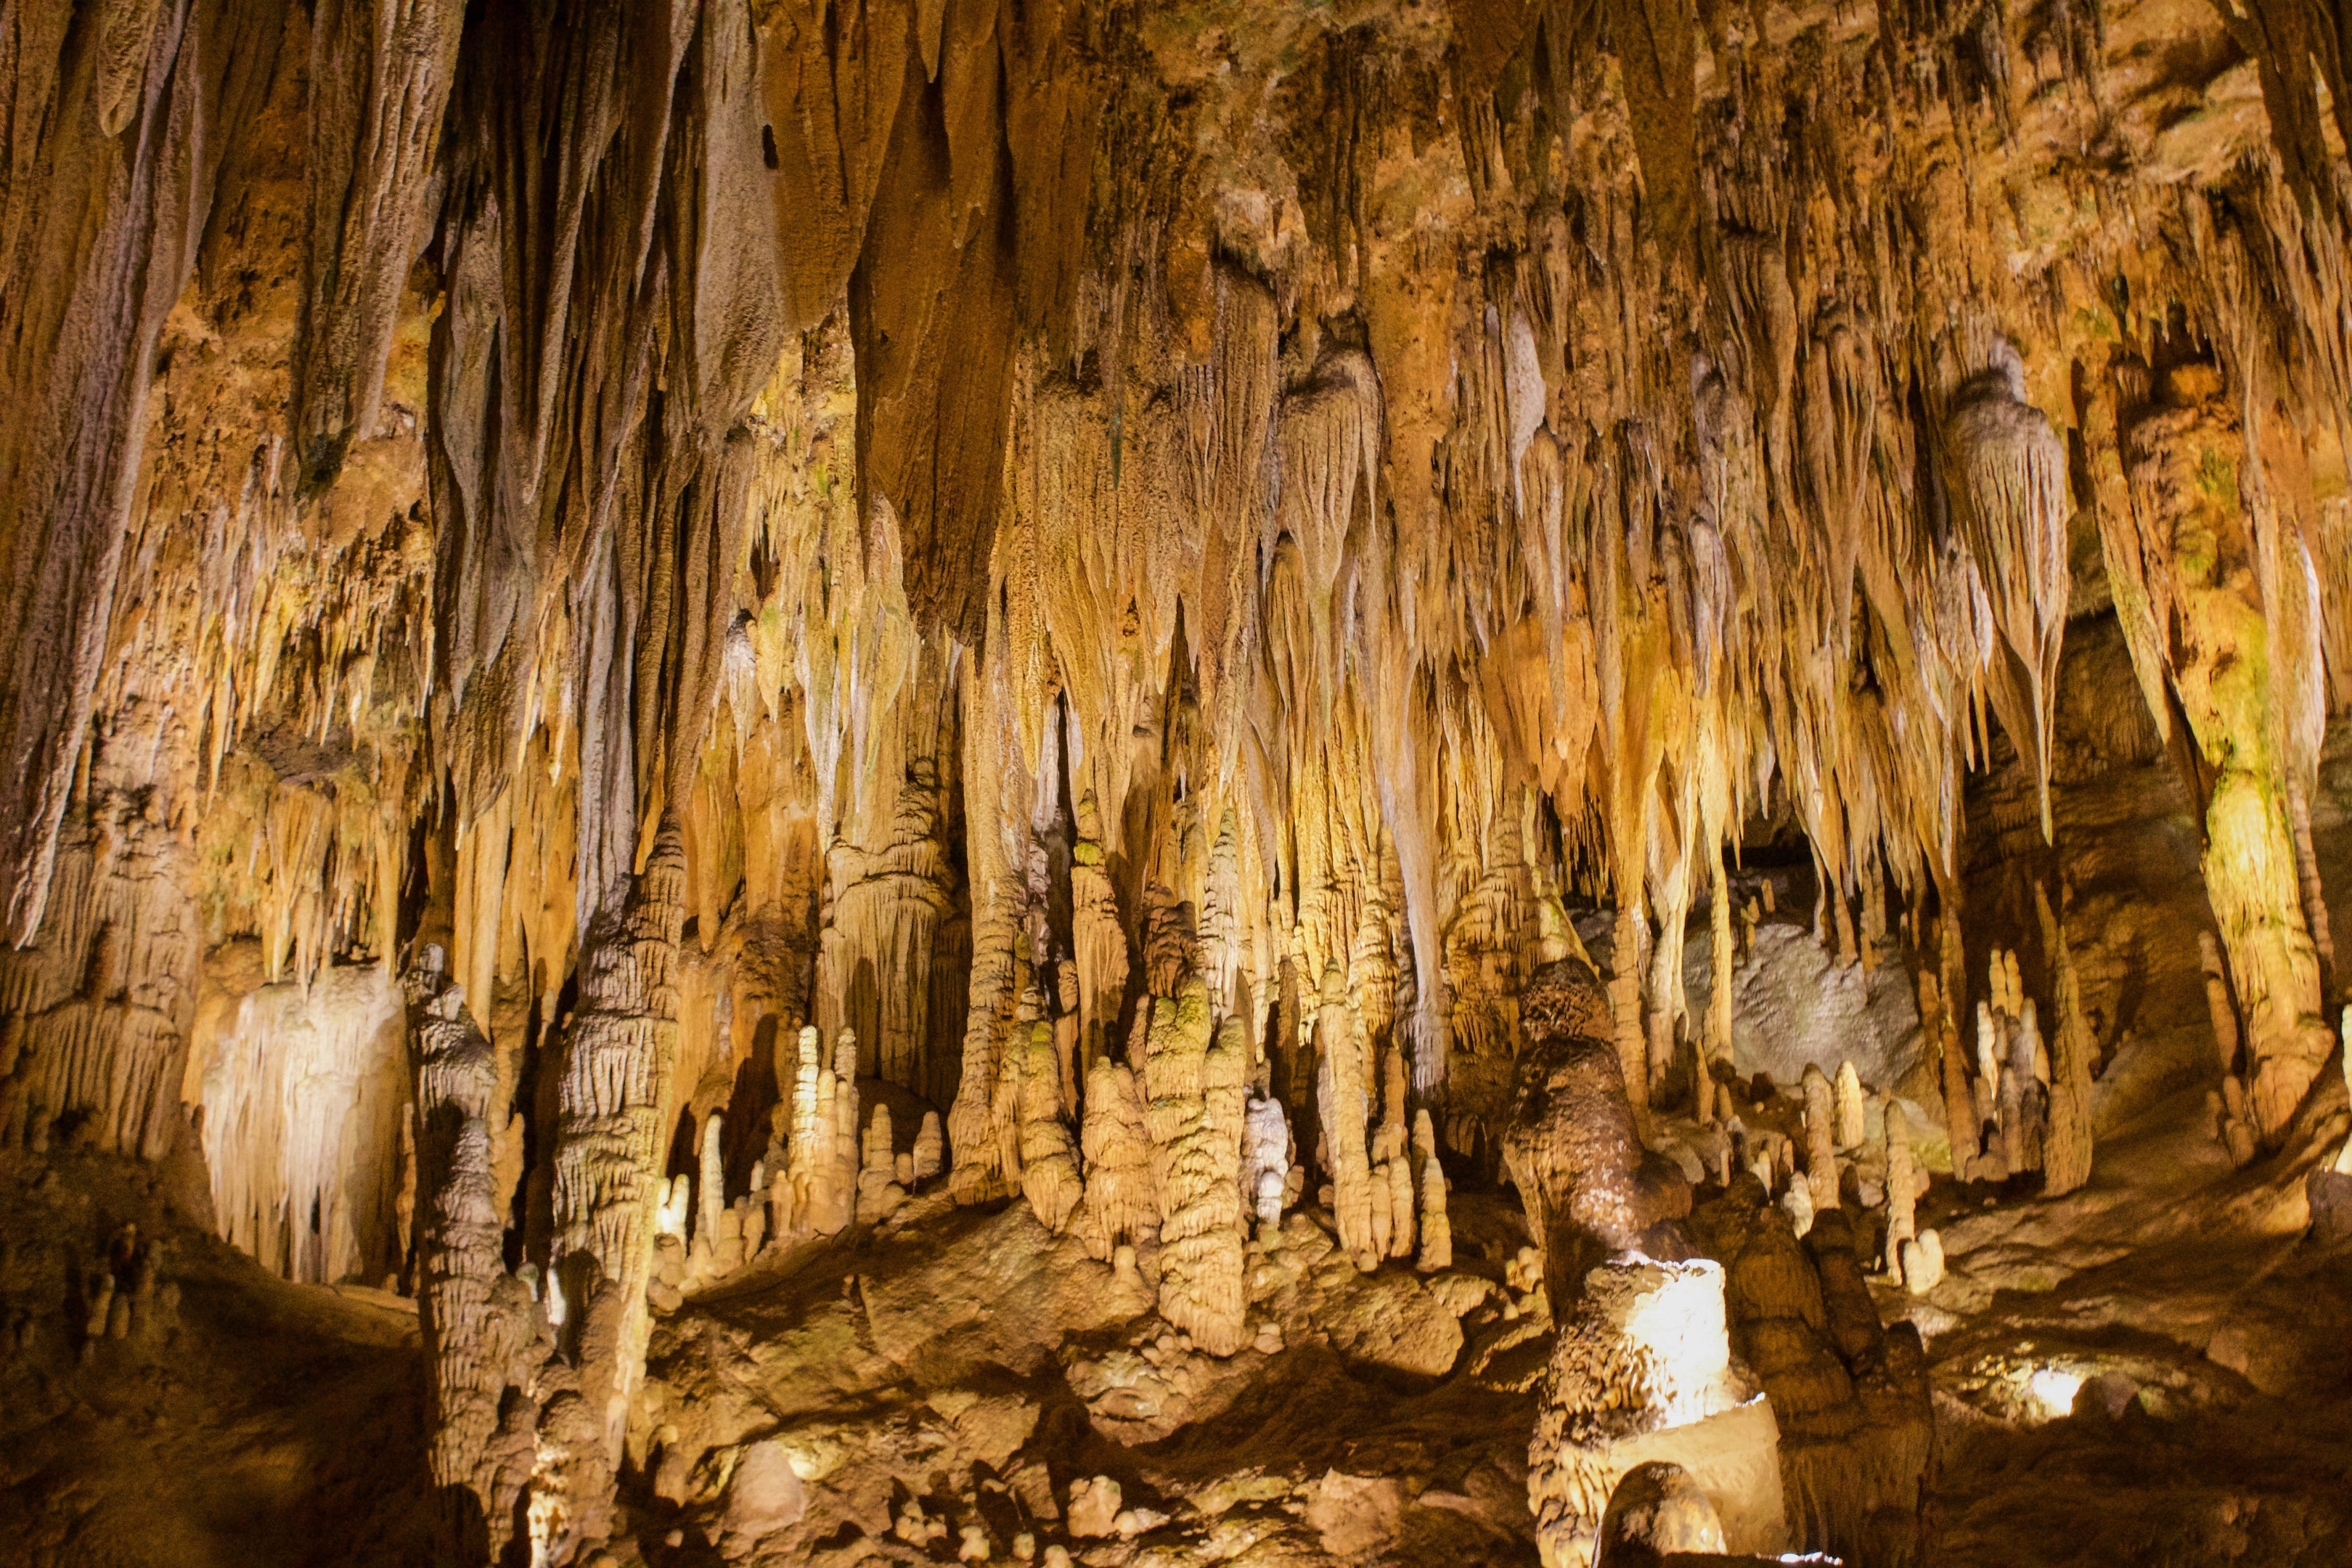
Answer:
(1802, 1066, 1840, 1212)
(406, 948, 543, 1561)
(833, 1034, 863, 1223)
(11, 0, 2352, 1556)
(549, 822, 687, 1517)
(912, 1112, 945, 1186)
(1417, 1151, 1452, 1272)
(698, 1113, 727, 1251)
(785, 1026, 857, 1236)
(1314, 964, 1379, 1269)
(859, 1104, 907, 1224)
(1387, 1153, 1417, 1259)
(1882, 1105, 1918, 1278)
(1505, 957, 1694, 1308)
(2010, 1003, 2049, 1175)
(1015, 1022, 1082, 1233)
(1833, 1061, 1866, 1151)
(2034, 884, 2098, 1196)
(1142, 979, 1248, 1355)
(1900, 1230, 1946, 1294)
(1998, 1063, 2028, 1178)
(1077, 1058, 1156, 1262)
(1924, 971, 1980, 1172)
(1241, 1091, 1290, 1230)
(2200, 932, 2243, 1074)
(1527, 1257, 1786, 1567)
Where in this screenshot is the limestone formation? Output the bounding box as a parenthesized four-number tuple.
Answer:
(859, 1104, 908, 1225)
(1504, 957, 1694, 1307)
(1014, 1022, 1082, 1234)
(1801, 1066, 1840, 1213)
(1241, 1090, 1291, 1230)
(1417, 1151, 1453, 1273)
(1690, 1191, 1935, 1564)
(785, 1027, 858, 1238)
(1140, 979, 1248, 1356)
(1, 0, 2346, 1560)
(1832, 1060, 1866, 1152)
(2034, 884, 2098, 1196)
(1882, 1105, 1918, 1278)
(1597, 1461, 1728, 1564)
(1077, 1058, 1156, 1262)
(549, 821, 687, 1510)
(1314, 963, 1379, 1270)
(912, 1112, 946, 1187)
(406, 948, 546, 1560)
(1526, 1257, 1786, 1567)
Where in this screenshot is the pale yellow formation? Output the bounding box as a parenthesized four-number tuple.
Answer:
(1802, 1066, 1840, 1212)
(1015, 1021, 1082, 1234)
(1314, 964, 1378, 1269)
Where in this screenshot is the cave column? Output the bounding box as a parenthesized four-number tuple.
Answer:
(2096, 361, 2332, 1137)
(547, 820, 689, 1488)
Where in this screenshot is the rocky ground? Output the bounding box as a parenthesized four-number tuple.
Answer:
(6, 1074, 2351, 1567)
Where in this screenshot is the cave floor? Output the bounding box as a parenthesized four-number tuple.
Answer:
(0, 1151, 434, 1567)
(1914, 1084, 2352, 1568)
(4, 1099, 2352, 1566)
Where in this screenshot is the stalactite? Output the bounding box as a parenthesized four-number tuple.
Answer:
(0, 0, 287, 944)
(292, 0, 467, 491)
(11, 0, 2352, 1556)
(0, 796, 202, 1161)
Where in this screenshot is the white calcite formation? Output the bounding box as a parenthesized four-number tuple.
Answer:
(1241, 1090, 1291, 1230)
(1527, 1257, 1787, 1567)
(192, 959, 407, 1284)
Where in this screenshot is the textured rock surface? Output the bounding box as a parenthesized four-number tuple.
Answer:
(0, 0, 2349, 1562)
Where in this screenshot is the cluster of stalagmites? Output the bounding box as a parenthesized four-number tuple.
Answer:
(74, 1222, 179, 1358)
(1511, 952, 1935, 1566)
(1911, 894, 2096, 1201)
(620, 898, 1458, 1374)
(1734, 1059, 1945, 1297)
(648, 1027, 946, 1310)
